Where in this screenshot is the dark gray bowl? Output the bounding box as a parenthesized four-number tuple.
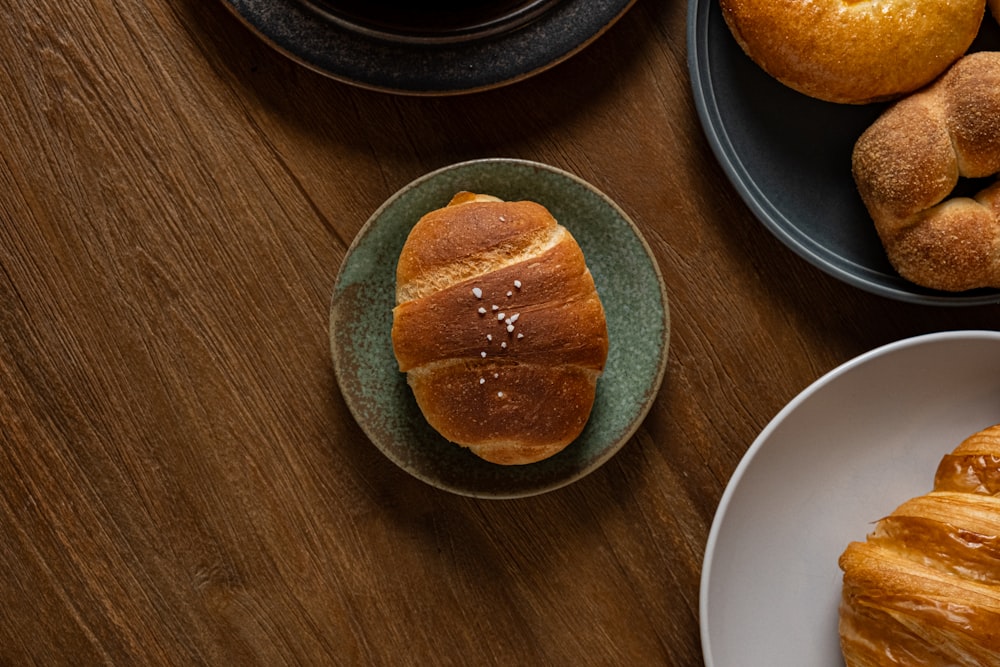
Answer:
(687, 0, 1000, 306)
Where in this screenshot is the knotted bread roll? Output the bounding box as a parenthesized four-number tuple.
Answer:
(391, 192, 608, 465)
(720, 0, 985, 104)
(838, 423, 1000, 666)
(852, 51, 1000, 292)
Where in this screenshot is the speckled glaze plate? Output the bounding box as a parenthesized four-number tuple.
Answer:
(700, 330, 1000, 666)
(221, 0, 636, 95)
(329, 158, 669, 498)
(687, 0, 1000, 305)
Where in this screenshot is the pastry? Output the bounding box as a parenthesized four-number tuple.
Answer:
(852, 51, 1000, 292)
(719, 0, 985, 104)
(391, 192, 609, 465)
(838, 423, 1000, 666)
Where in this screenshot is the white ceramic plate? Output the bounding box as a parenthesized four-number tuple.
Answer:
(700, 330, 1000, 666)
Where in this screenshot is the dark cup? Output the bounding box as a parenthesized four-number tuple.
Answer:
(302, 0, 562, 44)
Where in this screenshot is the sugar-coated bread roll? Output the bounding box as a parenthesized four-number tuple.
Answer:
(391, 192, 608, 465)
(719, 0, 985, 104)
(838, 424, 1000, 666)
(852, 52, 1000, 292)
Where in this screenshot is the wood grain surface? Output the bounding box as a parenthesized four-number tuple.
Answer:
(1, 1, 998, 665)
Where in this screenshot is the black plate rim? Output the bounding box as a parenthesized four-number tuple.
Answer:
(221, 0, 637, 95)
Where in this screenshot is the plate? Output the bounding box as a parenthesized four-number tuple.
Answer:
(700, 330, 1000, 666)
(329, 158, 670, 498)
(221, 0, 636, 95)
(687, 0, 1000, 305)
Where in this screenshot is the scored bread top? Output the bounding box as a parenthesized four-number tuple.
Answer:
(396, 193, 559, 304)
(392, 222, 607, 373)
(390, 192, 609, 465)
(392, 193, 607, 374)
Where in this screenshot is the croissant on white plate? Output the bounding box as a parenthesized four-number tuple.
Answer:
(838, 423, 1000, 666)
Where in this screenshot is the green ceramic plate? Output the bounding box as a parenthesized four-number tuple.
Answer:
(329, 158, 670, 498)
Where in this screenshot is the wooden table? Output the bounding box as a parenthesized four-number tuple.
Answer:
(3, 2, 998, 664)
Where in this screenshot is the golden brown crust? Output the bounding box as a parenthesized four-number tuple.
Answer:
(390, 192, 608, 465)
(395, 196, 556, 304)
(405, 361, 599, 466)
(719, 0, 985, 104)
(838, 424, 1000, 666)
(852, 52, 1000, 291)
(392, 230, 607, 372)
(936, 424, 1000, 497)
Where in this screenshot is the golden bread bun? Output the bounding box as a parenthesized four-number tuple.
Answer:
(838, 424, 1000, 666)
(391, 192, 608, 465)
(852, 51, 1000, 292)
(720, 0, 985, 104)
(993, 0, 1000, 23)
